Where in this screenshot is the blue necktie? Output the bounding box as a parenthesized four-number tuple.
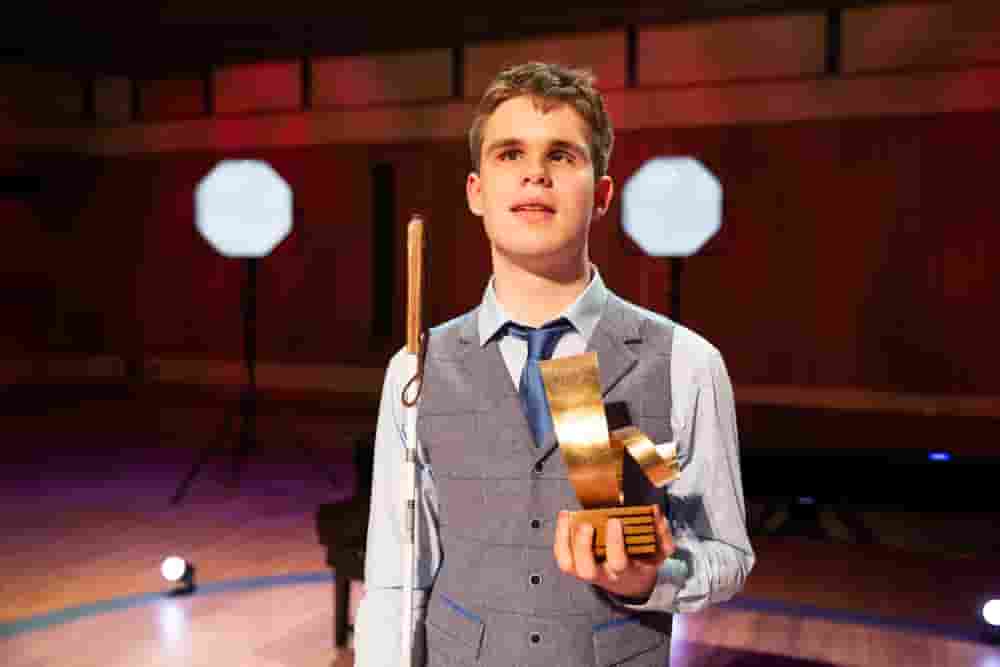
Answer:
(507, 318, 574, 447)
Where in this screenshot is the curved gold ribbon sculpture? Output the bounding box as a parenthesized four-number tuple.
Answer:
(539, 352, 680, 558)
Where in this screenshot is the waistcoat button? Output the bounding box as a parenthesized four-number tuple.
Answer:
(529, 573, 542, 585)
(530, 518, 541, 529)
(530, 632, 541, 644)
(533, 462, 544, 473)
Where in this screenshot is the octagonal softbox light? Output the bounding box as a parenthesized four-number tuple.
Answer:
(622, 157, 722, 257)
(195, 160, 292, 258)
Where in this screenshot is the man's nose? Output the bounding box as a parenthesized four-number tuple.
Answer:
(521, 162, 552, 186)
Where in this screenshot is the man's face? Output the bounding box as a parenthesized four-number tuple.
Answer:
(467, 95, 613, 273)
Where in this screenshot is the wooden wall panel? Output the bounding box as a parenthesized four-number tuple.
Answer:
(0, 154, 135, 358)
(58, 156, 143, 359)
(0, 197, 45, 278)
(39, 65, 1000, 156)
(258, 145, 376, 362)
(670, 112, 1000, 396)
(0, 196, 47, 356)
(214, 62, 301, 115)
(94, 76, 132, 125)
(637, 13, 827, 87)
(126, 153, 228, 358)
(843, 3, 1000, 74)
(312, 49, 452, 108)
(139, 76, 206, 121)
(703, 123, 826, 387)
(920, 113, 1000, 394)
(464, 31, 627, 97)
(368, 140, 490, 332)
(0, 65, 84, 124)
(825, 116, 927, 394)
(438, 146, 493, 321)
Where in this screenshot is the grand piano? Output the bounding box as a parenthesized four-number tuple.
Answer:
(315, 433, 374, 648)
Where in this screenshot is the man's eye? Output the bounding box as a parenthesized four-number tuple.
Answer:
(550, 150, 574, 163)
(498, 149, 521, 161)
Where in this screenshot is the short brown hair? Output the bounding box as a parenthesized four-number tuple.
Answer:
(468, 62, 614, 177)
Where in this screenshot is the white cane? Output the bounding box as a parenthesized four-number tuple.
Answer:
(401, 215, 425, 667)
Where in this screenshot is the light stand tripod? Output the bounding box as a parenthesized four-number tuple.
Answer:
(669, 257, 683, 324)
(170, 159, 337, 505)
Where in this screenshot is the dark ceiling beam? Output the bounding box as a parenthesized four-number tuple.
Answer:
(2, 1, 936, 78)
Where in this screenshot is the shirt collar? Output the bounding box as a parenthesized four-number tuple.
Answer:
(477, 265, 608, 346)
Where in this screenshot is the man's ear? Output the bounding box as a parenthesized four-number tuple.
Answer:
(467, 171, 484, 217)
(593, 175, 614, 219)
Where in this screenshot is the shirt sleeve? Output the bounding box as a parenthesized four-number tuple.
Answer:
(617, 332, 756, 614)
(354, 349, 441, 667)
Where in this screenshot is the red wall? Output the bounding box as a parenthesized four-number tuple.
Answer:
(3, 111, 998, 397)
(612, 113, 1000, 396)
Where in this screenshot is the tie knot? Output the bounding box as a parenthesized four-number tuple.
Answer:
(507, 318, 574, 361)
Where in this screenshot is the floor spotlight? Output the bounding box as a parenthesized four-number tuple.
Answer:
(981, 598, 1000, 642)
(161, 556, 197, 596)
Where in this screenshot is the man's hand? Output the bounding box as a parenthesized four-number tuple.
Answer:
(553, 505, 674, 600)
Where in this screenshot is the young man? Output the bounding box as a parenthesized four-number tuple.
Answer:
(356, 62, 754, 666)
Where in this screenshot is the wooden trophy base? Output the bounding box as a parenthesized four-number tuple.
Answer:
(568, 505, 657, 560)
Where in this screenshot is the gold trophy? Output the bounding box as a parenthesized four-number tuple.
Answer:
(539, 352, 680, 559)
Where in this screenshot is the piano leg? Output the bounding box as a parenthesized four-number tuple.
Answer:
(335, 571, 351, 648)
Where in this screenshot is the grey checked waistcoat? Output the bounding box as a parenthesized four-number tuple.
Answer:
(417, 293, 676, 667)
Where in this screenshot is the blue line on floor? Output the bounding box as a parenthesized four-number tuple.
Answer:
(721, 596, 986, 644)
(2, 574, 986, 646)
(0, 571, 333, 639)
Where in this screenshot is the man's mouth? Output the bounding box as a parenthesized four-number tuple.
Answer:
(511, 203, 555, 214)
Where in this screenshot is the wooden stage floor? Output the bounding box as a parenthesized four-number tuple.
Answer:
(1, 432, 998, 666)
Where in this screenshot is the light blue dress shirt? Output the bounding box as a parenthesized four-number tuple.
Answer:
(355, 268, 755, 666)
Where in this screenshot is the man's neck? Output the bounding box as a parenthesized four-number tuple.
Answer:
(491, 252, 591, 327)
